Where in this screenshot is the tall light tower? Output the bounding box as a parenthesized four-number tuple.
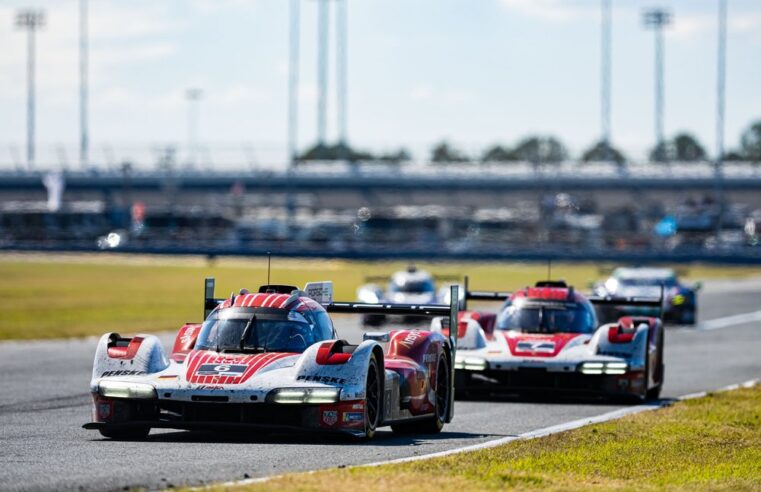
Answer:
(79, 0, 89, 169)
(15, 9, 45, 169)
(316, 0, 329, 147)
(715, 0, 728, 239)
(186, 88, 202, 169)
(600, 0, 612, 161)
(287, 0, 301, 166)
(642, 8, 672, 162)
(715, 0, 727, 172)
(336, 0, 348, 151)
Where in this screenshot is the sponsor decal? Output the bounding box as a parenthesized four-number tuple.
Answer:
(516, 340, 556, 353)
(197, 385, 224, 390)
(196, 364, 247, 377)
(399, 330, 422, 348)
(297, 375, 346, 384)
(101, 370, 146, 377)
(342, 412, 364, 422)
(97, 401, 113, 421)
(180, 326, 198, 345)
(322, 410, 338, 426)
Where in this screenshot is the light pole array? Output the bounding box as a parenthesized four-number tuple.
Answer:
(642, 8, 672, 161)
(15, 9, 45, 169)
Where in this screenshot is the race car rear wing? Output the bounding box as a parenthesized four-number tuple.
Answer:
(204, 278, 460, 348)
(460, 276, 664, 319)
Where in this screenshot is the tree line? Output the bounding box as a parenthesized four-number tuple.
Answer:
(298, 119, 761, 164)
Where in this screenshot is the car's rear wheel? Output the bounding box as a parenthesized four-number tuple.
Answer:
(98, 426, 150, 440)
(364, 354, 381, 439)
(392, 353, 449, 434)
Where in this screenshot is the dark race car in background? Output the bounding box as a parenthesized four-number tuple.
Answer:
(357, 265, 460, 327)
(432, 279, 664, 402)
(594, 267, 700, 325)
(84, 279, 458, 440)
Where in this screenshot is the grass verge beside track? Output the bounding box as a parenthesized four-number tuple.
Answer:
(1, 253, 760, 340)
(217, 385, 761, 491)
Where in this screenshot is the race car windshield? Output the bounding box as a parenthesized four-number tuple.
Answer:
(497, 302, 594, 334)
(391, 279, 434, 294)
(195, 309, 329, 353)
(618, 277, 677, 287)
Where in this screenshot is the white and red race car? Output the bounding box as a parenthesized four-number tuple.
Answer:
(84, 279, 458, 440)
(431, 280, 664, 401)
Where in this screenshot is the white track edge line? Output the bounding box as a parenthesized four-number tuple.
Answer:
(697, 309, 761, 331)
(204, 378, 759, 490)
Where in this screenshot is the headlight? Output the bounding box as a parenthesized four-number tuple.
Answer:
(99, 380, 156, 399)
(580, 361, 628, 375)
(269, 387, 340, 404)
(454, 355, 487, 371)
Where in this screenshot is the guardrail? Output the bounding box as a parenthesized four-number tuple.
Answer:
(3, 243, 761, 265)
(1, 162, 761, 192)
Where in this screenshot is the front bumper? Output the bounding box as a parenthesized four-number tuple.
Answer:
(86, 393, 367, 436)
(456, 367, 646, 397)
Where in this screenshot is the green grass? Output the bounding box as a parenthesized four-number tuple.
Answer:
(221, 385, 761, 491)
(1, 253, 760, 340)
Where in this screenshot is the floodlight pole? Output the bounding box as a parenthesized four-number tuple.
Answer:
(642, 9, 672, 161)
(186, 88, 203, 169)
(336, 0, 348, 153)
(715, 0, 728, 241)
(15, 10, 45, 169)
(287, 0, 301, 167)
(600, 0, 612, 162)
(317, 0, 329, 146)
(79, 0, 89, 169)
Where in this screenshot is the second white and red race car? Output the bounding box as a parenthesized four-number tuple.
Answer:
(431, 279, 665, 401)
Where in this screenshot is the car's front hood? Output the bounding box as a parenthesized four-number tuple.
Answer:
(183, 350, 297, 385)
(503, 332, 587, 358)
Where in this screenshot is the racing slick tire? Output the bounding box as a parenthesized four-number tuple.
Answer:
(391, 353, 450, 435)
(364, 354, 382, 439)
(646, 328, 665, 400)
(680, 308, 696, 326)
(454, 370, 472, 400)
(98, 426, 150, 440)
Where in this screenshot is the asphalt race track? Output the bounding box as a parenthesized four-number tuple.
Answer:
(1, 278, 760, 491)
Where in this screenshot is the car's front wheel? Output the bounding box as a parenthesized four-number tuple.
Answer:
(364, 354, 382, 439)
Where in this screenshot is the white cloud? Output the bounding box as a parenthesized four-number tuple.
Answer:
(409, 85, 434, 102)
(408, 85, 472, 104)
(500, 0, 593, 23)
(214, 84, 268, 105)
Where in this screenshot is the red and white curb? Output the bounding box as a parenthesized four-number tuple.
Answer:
(204, 378, 759, 489)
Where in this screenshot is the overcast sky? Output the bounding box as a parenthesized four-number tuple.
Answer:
(0, 0, 760, 166)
